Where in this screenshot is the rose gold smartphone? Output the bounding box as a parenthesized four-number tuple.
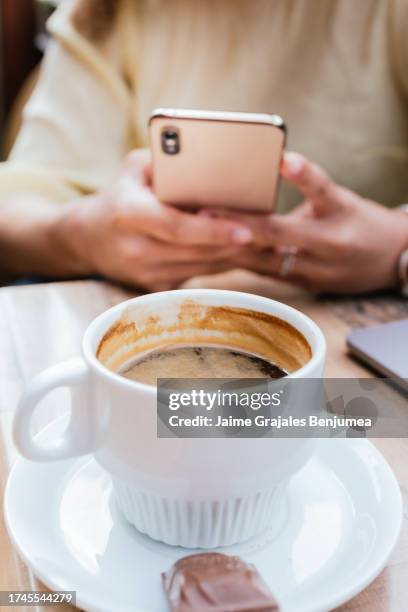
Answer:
(149, 108, 286, 212)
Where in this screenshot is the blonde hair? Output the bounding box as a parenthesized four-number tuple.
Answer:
(71, 0, 120, 40)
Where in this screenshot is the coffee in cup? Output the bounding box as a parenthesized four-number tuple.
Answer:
(120, 346, 288, 385)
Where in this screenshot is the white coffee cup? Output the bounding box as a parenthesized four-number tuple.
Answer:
(14, 289, 325, 548)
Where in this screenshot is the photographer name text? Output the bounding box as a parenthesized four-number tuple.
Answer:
(167, 414, 373, 429)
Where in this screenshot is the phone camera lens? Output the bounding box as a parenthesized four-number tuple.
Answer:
(161, 127, 180, 155)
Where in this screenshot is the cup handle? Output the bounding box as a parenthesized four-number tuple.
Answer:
(13, 357, 101, 461)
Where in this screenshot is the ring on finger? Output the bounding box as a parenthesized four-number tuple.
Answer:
(277, 246, 299, 278)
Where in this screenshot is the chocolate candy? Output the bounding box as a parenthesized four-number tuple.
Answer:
(162, 552, 279, 611)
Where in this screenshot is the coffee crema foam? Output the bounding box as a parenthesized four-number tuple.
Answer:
(96, 300, 311, 379)
(120, 346, 287, 386)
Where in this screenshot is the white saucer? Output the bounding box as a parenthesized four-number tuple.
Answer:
(5, 421, 402, 612)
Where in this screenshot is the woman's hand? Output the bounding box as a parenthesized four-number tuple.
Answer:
(58, 150, 252, 290)
(205, 152, 408, 294)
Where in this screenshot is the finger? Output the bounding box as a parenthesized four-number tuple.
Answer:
(122, 149, 152, 184)
(282, 152, 342, 217)
(122, 193, 253, 247)
(234, 249, 333, 290)
(165, 205, 253, 246)
(198, 207, 317, 250)
(163, 244, 243, 263)
(199, 204, 351, 260)
(122, 236, 244, 264)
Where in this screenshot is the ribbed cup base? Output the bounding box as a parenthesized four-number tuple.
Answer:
(113, 480, 286, 548)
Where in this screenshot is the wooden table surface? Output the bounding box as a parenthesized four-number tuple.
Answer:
(1, 277, 408, 612)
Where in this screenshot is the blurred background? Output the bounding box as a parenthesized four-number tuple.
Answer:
(0, 0, 59, 159)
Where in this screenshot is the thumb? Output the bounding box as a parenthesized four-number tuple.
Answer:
(122, 149, 152, 185)
(281, 152, 341, 217)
